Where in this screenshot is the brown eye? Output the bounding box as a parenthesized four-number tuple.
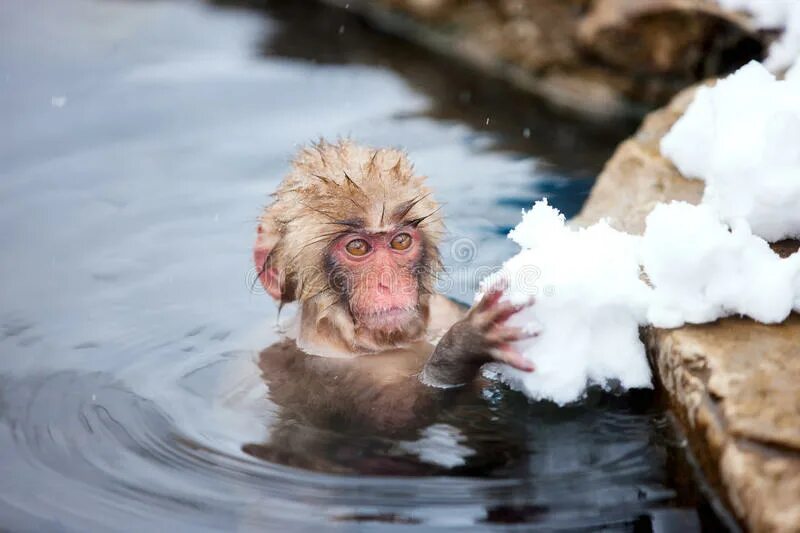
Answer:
(390, 233, 412, 251)
(345, 238, 371, 257)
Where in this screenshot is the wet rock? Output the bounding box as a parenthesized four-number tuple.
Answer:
(324, 0, 767, 117)
(574, 85, 800, 532)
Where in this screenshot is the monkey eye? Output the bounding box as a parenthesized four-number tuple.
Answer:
(390, 232, 412, 251)
(345, 238, 371, 257)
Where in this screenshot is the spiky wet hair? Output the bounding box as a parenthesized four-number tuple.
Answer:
(257, 139, 444, 322)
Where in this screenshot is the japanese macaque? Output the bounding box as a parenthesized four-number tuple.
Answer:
(250, 139, 534, 450)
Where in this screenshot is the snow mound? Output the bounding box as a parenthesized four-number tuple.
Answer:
(483, 60, 800, 405)
(485, 199, 800, 405)
(661, 61, 800, 241)
(642, 201, 800, 328)
(483, 200, 653, 405)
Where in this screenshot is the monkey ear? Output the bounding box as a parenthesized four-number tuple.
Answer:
(254, 222, 284, 302)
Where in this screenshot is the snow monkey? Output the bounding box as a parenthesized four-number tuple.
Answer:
(252, 139, 535, 441)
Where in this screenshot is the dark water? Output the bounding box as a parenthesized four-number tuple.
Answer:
(0, 0, 718, 530)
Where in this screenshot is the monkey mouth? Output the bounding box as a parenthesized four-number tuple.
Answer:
(355, 306, 417, 331)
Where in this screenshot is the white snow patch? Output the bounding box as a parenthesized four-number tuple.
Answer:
(661, 61, 800, 242)
(642, 201, 800, 328)
(482, 199, 653, 405)
(787, 57, 800, 81)
(483, 199, 799, 404)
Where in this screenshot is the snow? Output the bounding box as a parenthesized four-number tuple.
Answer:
(479, 46, 800, 404)
(486, 199, 800, 405)
(481, 200, 652, 405)
(642, 201, 800, 328)
(718, 0, 800, 72)
(719, 0, 794, 27)
(788, 58, 800, 81)
(661, 61, 800, 242)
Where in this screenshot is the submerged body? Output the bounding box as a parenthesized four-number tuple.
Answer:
(259, 294, 468, 434)
(245, 293, 530, 474)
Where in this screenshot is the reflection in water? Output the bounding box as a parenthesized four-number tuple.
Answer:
(242, 341, 529, 477)
(0, 370, 698, 530)
(0, 0, 722, 530)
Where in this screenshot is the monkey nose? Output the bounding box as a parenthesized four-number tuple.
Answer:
(377, 272, 393, 291)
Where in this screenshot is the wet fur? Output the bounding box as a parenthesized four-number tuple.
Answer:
(256, 139, 445, 353)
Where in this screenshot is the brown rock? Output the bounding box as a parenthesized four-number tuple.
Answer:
(575, 85, 800, 532)
(570, 84, 705, 232)
(578, 0, 759, 75)
(328, 0, 767, 116)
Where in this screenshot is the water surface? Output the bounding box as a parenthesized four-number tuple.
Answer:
(1, 0, 715, 530)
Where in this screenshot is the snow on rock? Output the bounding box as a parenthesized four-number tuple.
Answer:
(482, 199, 653, 405)
(483, 200, 799, 404)
(483, 60, 800, 404)
(641, 201, 800, 328)
(661, 61, 800, 242)
(718, 0, 800, 72)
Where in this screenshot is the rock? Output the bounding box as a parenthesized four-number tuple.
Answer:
(570, 85, 705, 232)
(577, 0, 759, 75)
(574, 85, 800, 533)
(325, 0, 767, 117)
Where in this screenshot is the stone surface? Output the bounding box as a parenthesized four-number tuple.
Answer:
(324, 0, 767, 117)
(570, 85, 705, 231)
(575, 85, 800, 533)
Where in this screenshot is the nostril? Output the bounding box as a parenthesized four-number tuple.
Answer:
(378, 275, 393, 291)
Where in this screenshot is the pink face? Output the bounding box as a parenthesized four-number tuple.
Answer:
(329, 226, 424, 332)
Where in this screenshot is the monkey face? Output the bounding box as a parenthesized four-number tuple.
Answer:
(327, 227, 424, 332)
(255, 140, 444, 350)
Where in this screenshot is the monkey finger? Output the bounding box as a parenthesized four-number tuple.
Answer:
(487, 301, 527, 324)
(487, 326, 539, 343)
(476, 285, 505, 311)
(485, 277, 509, 295)
(493, 293, 537, 323)
(490, 346, 535, 372)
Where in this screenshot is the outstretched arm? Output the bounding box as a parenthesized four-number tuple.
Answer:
(421, 286, 536, 388)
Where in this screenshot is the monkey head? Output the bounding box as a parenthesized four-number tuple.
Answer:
(254, 139, 444, 355)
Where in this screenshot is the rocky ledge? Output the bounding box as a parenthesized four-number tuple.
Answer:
(574, 86, 800, 533)
(323, 0, 767, 117)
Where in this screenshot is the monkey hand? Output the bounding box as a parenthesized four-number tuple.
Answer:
(459, 285, 537, 371)
(421, 285, 536, 388)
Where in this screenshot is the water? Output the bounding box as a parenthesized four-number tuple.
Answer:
(0, 0, 716, 530)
